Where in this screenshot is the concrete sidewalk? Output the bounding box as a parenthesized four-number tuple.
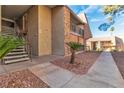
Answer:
(64, 52, 124, 88)
(29, 52, 124, 88)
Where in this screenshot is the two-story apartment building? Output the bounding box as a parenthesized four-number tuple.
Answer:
(0, 5, 92, 64)
(86, 36, 124, 51)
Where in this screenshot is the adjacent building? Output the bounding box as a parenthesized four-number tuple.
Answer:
(86, 36, 124, 51)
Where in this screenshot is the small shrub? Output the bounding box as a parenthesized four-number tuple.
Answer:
(0, 35, 25, 59)
(66, 42, 83, 64)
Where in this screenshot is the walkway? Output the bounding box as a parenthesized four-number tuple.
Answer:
(29, 52, 124, 88)
(0, 55, 63, 74)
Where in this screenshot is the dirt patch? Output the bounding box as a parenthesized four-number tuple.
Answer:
(0, 69, 49, 88)
(111, 52, 124, 79)
(51, 52, 101, 75)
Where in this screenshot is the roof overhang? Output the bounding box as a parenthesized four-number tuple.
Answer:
(87, 36, 115, 42)
(47, 5, 56, 8)
(66, 6, 85, 25)
(2, 5, 85, 24)
(2, 5, 32, 19)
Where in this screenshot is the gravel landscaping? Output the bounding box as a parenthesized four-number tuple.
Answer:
(51, 52, 101, 74)
(111, 52, 124, 79)
(0, 69, 49, 88)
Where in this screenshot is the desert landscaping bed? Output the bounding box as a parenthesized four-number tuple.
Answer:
(0, 69, 49, 88)
(111, 52, 124, 79)
(51, 51, 101, 75)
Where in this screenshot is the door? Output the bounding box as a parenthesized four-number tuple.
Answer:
(92, 42, 98, 50)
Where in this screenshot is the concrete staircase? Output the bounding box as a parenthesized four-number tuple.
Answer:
(1, 26, 30, 64)
(4, 46, 30, 64)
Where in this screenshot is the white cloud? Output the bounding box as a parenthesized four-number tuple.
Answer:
(90, 18, 101, 22)
(90, 17, 107, 22)
(98, 8, 103, 13)
(90, 15, 111, 22)
(119, 22, 124, 26)
(82, 5, 99, 14)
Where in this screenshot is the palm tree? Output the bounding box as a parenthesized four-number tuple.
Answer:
(66, 42, 83, 64)
(0, 35, 25, 59)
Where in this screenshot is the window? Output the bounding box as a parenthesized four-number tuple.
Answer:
(71, 24, 76, 32)
(79, 28, 84, 36)
(71, 24, 84, 36)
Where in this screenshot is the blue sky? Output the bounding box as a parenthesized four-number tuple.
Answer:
(68, 5, 124, 39)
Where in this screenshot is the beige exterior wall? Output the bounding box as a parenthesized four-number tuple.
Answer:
(1, 5, 93, 56)
(86, 36, 124, 51)
(38, 6, 52, 56)
(0, 5, 1, 32)
(52, 6, 65, 55)
(27, 6, 39, 56)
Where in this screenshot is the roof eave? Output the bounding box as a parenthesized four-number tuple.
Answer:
(65, 5, 85, 25)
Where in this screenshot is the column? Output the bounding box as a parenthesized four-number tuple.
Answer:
(97, 41, 101, 50)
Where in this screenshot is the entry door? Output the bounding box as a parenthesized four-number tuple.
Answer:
(92, 42, 97, 50)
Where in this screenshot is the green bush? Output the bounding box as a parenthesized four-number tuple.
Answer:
(0, 35, 25, 59)
(66, 42, 83, 64)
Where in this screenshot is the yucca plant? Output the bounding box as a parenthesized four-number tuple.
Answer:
(66, 42, 83, 64)
(0, 35, 25, 59)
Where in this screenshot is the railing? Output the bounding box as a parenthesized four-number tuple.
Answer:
(24, 33, 32, 62)
(0, 18, 32, 63)
(15, 23, 32, 62)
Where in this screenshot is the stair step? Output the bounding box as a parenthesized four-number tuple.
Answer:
(11, 49, 25, 52)
(4, 54, 28, 59)
(16, 46, 25, 49)
(2, 32, 14, 34)
(4, 57, 30, 64)
(1, 33, 14, 35)
(7, 52, 27, 56)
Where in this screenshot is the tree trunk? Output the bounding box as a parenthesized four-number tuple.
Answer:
(70, 50, 75, 64)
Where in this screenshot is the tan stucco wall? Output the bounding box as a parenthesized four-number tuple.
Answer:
(86, 36, 124, 51)
(27, 6, 39, 56)
(38, 6, 52, 56)
(52, 6, 65, 55)
(0, 5, 1, 32)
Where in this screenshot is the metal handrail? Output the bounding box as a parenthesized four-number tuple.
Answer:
(17, 33, 32, 62)
(15, 23, 32, 62)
